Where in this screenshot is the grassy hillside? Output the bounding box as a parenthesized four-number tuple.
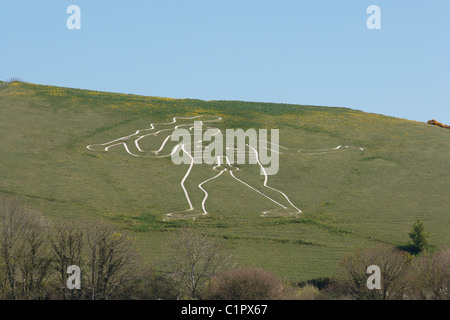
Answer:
(0, 81, 449, 281)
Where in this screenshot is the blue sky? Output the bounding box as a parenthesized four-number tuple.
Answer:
(1, 0, 449, 123)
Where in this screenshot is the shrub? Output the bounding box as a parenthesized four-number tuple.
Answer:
(207, 267, 290, 300)
(293, 284, 320, 300)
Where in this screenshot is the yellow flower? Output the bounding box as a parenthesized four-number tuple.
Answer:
(112, 232, 122, 241)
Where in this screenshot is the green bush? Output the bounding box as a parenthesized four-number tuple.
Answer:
(409, 219, 429, 252)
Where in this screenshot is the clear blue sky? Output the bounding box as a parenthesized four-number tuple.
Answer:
(1, 0, 449, 123)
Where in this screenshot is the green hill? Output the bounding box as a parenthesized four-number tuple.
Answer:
(0, 81, 449, 281)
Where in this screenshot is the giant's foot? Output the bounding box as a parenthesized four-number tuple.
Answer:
(261, 207, 302, 218)
(163, 209, 207, 221)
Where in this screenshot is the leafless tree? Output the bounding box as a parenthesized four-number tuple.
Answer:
(0, 198, 52, 299)
(408, 248, 449, 300)
(83, 222, 139, 300)
(49, 222, 84, 299)
(332, 245, 412, 300)
(165, 228, 234, 299)
(0, 198, 149, 300)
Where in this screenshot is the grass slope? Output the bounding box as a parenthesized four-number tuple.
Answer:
(1, 81, 449, 281)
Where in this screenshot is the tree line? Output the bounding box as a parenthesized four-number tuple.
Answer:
(0, 198, 448, 300)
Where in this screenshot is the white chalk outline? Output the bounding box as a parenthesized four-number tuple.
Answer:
(87, 115, 364, 219)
